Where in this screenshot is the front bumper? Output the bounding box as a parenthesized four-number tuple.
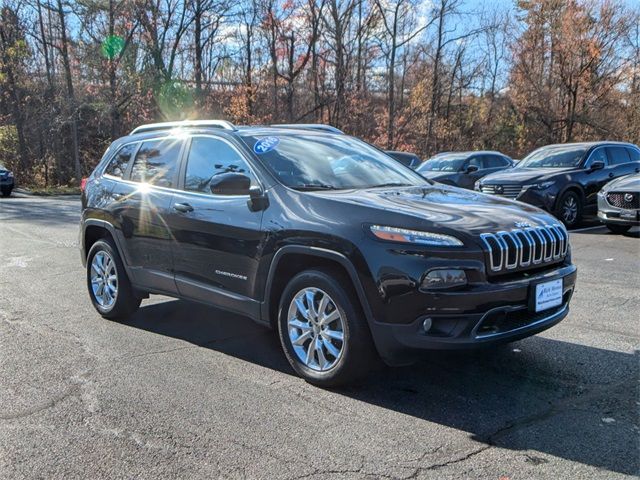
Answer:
(369, 264, 577, 365)
(0, 177, 14, 189)
(597, 194, 640, 226)
(514, 187, 556, 211)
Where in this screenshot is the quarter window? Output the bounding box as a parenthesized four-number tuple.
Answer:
(606, 146, 631, 166)
(627, 148, 640, 163)
(184, 137, 254, 194)
(129, 138, 182, 188)
(104, 143, 136, 178)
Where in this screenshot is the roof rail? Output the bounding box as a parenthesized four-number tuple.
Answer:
(272, 123, 344, 134)
(130, 120, 236, 135)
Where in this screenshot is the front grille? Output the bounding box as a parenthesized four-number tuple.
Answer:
(480, 224, 569, 274)
(606, 192, 639, 210)
(480, 184, 523, 199)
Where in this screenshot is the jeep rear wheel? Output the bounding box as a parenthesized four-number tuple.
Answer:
(277, 268, 376, 387)
(86, 238, 140, 320)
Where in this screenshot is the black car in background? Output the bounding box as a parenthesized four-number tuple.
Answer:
(385, 151, 422, 169)
(416, 151, 513, 189)
(80, 121, 576, 386)
(0, 163, 15, 197)
(477, 142, 640, 227)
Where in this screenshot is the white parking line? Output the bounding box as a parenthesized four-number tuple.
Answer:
(570, 225, 608, 233)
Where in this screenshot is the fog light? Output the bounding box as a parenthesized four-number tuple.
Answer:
(422, 317, 433, 332)
(422, 269, 467, 290)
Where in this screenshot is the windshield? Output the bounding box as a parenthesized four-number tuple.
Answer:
(417, 154, 468, 172)
(517, 146, 587, 168)
(241, 133, 427, 190)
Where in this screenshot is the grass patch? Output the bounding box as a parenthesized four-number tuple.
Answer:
(22, 186, 82, 196)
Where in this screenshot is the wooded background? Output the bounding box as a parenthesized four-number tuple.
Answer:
(1, 0, 638, 187)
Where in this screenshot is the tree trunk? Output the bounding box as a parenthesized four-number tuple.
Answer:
(56, 0, 82, 182)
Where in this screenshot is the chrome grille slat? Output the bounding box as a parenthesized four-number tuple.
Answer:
(481, 224, 569, 274)
(480, 185, 524, 200)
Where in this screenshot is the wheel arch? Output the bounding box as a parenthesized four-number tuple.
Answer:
(554, 184, 585, 212)
(82, 219, 127, 270)
(261, 246, 375, 330)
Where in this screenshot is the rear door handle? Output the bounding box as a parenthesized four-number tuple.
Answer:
(173, 202, 194, 213)
(608, 173, 614, 178)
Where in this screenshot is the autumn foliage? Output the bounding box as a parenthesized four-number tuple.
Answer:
(0, 0, 638, 187)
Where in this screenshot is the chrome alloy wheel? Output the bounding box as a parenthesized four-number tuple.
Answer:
(90, 251, 118, 309)
(287, 287, 345, 371)
(562, 196, 578, 224)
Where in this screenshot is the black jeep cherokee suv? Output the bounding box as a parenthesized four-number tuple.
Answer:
(80, 121, 577, 386)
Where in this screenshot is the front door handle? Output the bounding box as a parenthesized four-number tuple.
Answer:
(173, 202, 194, 213)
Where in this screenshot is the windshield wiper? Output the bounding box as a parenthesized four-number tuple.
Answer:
(371, 182, 414, 188)
(293, 183, 341, 191)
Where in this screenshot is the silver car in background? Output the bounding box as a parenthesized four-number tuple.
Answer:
(598, 173, 640, 234)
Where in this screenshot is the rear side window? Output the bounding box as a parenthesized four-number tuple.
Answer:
(627, 147, 640, 162)
(104, 143, 136, 178)
(606, 146, 631, 166)
(485, 155, 509, 168)
(130, 139, 182, 188)
(184, 137, 254, 194)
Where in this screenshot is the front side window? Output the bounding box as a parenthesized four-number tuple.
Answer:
(129, 138, 182, 187)
(184, 137, 255, 193)
(584, 148, 608, 168)
(242, 133, 426, 190)
(105, 143, 137, 178)
(518, 146, 587, 169)
(606, 146, 631, 166)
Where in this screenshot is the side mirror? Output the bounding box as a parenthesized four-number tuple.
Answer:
(248, 185, 269, 212)
(589, 161, 605, 172)
(209, 173, 251, 195)
(464, 165, 479, 174)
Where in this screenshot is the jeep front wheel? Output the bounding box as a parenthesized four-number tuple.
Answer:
(277, 268, 375, 387)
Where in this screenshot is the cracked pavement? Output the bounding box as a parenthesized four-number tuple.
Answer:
(1, 194, 638, 479)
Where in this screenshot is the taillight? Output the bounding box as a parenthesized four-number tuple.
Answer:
(80, 177, 88, 192)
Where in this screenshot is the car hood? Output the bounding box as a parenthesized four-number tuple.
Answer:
(318, 185, 558, 236)
(604, 173, 640, 192)
(481, 167, 573, 185)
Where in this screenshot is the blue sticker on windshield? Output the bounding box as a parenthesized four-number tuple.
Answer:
(254, 136, 280, 154)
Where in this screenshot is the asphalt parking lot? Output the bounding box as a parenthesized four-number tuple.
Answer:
(1, 193, 638, 479)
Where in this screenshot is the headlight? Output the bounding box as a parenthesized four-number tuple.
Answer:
(7, 172, 13, 178)
(524, 181, 554, 190)
(369, 225, 463, 246)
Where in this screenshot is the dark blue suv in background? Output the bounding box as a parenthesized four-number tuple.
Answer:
(477, 142, 640, 227)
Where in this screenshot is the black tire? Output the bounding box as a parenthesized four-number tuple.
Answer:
(86, 238, 140, 320)
(606, 224, 631, 234)
(277, 268, 376, 387)
(1, 188, 11, 197)
(556, 191, 582, 228)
